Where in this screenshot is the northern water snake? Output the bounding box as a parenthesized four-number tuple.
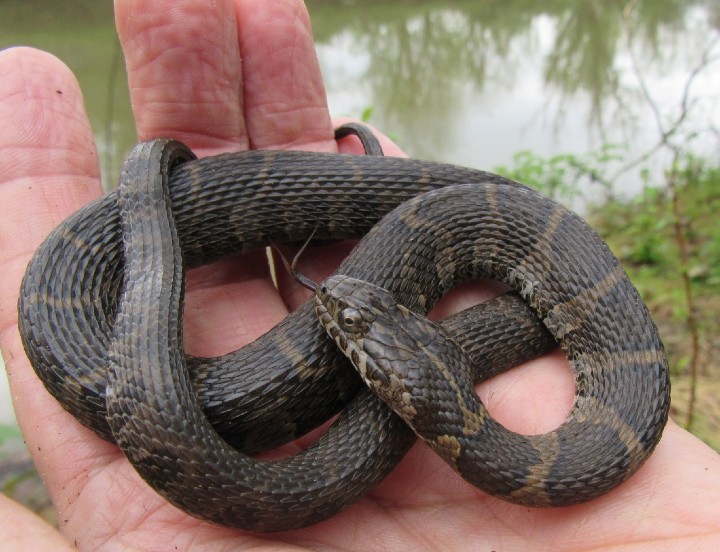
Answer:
(18, 132, 670, 531)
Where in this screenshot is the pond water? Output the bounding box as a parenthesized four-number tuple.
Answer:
(2, 0, 718, 193)
(0, 0, 718, 423)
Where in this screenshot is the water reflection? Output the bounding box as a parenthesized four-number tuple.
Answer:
(308, 0, 719, 192)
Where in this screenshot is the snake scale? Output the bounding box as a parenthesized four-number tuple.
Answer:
(18, 130, 670, 531)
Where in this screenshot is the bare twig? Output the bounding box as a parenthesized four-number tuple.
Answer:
(665, 155, 701, 430)
(621, 1, 665, 135)
(612, 7, 720, 182)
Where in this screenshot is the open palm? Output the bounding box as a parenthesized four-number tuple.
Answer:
(1, 1, 718, 550)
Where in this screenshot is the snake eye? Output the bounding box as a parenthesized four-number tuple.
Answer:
(339, 308, 363, 332)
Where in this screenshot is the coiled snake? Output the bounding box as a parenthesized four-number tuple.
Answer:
(18, 128, 670, 532)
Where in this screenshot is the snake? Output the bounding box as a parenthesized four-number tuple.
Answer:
(18, 128, 670, 532)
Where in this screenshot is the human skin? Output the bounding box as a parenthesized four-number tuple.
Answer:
(1, 1, 719, 550)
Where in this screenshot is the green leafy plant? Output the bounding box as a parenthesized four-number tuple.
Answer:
(494, 145, 621, 204)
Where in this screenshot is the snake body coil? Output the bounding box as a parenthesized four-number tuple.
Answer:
(19, 137, 670, 531)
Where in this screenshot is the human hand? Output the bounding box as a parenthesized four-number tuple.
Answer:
(1, 0, 719, 550)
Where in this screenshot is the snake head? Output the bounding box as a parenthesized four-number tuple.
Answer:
(314, 275, 385, 385)
(314, 275, 441, 424)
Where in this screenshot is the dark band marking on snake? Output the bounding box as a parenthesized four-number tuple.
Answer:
(18, 132, 670, 531)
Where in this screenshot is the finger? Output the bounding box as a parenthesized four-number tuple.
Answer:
(0, 48, 113, 500)
(114, 0, 354, 355)
(0, 494, 74, 551)
(115, 0, 246, 156)
(233, 0, 336, 151)
(114, 0, 281, 355)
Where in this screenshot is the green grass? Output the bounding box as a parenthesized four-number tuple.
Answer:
(591, 158, 720, 299)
